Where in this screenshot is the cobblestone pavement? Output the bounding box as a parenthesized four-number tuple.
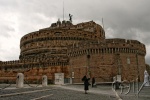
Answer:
(0, 85, 116, 100)
(55, 84, 150, 100)
(0, 84, 150, 100)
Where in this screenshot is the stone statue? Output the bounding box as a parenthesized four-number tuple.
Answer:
(69, 13, 73, 22)
(144, 70, 150, 86)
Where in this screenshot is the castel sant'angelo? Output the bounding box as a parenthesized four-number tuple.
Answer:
(0, 16, 148, 84)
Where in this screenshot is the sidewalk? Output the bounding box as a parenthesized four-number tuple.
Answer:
(54, 84, 119, 98)
(54, 84, 150, 100)
(1, 83, 150, 100)
(0, 84, 42, 90)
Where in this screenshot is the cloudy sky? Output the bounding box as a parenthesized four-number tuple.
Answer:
(0, 0, 150, 64)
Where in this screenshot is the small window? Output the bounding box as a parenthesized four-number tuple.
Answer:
(55, 32, 61, 35)
(72, 72, 74, 78)
(127, 57, 130, 64)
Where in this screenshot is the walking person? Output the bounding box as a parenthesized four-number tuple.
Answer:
(82, 75, 90, 94)
(92, 77, 95, 87)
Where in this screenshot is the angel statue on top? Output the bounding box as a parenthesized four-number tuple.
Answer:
(69, 13, 73, 22)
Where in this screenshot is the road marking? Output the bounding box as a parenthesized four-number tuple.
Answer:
(0, 89, 52, 97)
(30, 94, 53, 100)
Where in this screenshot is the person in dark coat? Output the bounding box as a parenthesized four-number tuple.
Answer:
(82, 75, 90, 94)
(92, 77, 95, 87)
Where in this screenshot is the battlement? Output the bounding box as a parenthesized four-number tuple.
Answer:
(67, 38, 146, 57)
(0, 56, 69, 70)
(106, 38, 146, 52)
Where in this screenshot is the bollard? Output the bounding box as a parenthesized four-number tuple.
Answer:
(42, 75, 47, 87)
(16, 73, 24, 88)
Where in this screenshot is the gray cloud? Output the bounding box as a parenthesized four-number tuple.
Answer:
(0, 0, 150, 64)
(0, 24, 15, 37)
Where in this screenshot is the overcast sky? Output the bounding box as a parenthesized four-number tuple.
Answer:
(0, 0, 150, 64)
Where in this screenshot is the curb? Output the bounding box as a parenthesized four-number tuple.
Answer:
(0, 89, 52, 97)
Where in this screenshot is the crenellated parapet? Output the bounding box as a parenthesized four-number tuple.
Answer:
(0, 56, 69, 72)
(105, 38, 146, 55)
(106, 39, 145, 50)
(67, 38, 146, 57)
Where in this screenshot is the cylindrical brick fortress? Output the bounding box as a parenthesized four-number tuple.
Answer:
(20, 20, 105, 60)
(0, 20, 147, 83)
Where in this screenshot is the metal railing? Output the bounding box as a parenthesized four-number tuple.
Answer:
(112, 78, 150, 98)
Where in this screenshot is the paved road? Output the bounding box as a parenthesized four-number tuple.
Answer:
(0, 85, 116, 100)
(0, 83, 150, 100)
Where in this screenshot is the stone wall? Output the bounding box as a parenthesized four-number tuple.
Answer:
(68, 38, 146, 83)
(0, 58, 69, 83)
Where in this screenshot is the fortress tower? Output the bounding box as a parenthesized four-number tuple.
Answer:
(19, 20, 105, 60)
